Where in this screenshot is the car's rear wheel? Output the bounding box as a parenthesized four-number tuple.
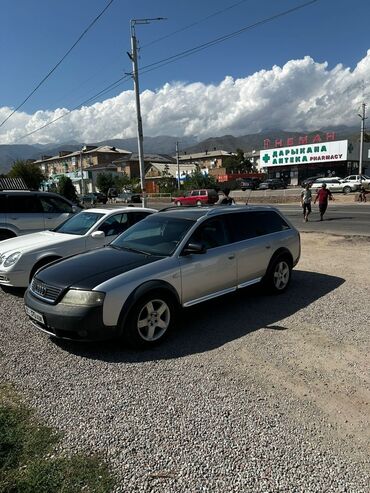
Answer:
(343, 186, 351, 194)
(122, 292, 176, 348)
(196, 200, 202, 206)
(263, 256, 292, 294)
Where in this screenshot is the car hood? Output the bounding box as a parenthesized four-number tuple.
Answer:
(34, 246, 162, 290)
(0, 231, 78, 254)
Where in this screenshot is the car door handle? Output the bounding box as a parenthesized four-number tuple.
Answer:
(265, 245, 271, 249)
(228, 254, 235, 260)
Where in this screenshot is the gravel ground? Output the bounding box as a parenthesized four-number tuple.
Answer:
(0, 232, 369, 492)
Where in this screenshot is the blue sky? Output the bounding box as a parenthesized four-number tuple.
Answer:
(1, 0, 369, 144)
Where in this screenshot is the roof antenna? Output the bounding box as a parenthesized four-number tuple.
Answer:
(245, 188, 253, 206)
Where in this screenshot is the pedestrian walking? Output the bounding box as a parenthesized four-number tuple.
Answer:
(300, 184, 312, 222)
(314, 183, 334, 221)
(358, 185, 368, 202)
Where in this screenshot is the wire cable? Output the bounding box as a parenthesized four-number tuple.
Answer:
(0, 0, 115, 129)
(141, 0, 252, 49)
(139, 0, 318, 73)
(13, 0, 319, 142)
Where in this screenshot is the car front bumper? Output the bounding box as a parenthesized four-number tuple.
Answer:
(0, 268, 29, 288)
(24, 289, 117, 341)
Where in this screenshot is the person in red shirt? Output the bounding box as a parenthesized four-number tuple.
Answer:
(314, 183, 334, 221)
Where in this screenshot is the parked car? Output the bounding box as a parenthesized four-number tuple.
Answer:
(173, 189, 218, 206)
(24, 205, 300, 348)
(342, 175, 370, 190)
(0, 207, 155, 288)
(301, 175, 325, 187)
(0, 190, 81, 241)
(224, 177, 262, 191)
(116, 191, 142, 204)
(79, 192, 107, 205)
(258, 179, 287, 190)
(310, 177, 359, 194)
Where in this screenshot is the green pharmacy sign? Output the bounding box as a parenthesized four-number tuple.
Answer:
(261, 140, 348, 167)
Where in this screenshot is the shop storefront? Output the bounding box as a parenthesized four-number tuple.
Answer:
(260, 139, 369, 185)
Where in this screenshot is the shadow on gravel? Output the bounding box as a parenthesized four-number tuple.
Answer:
(0, 286, 26, 298)
(54, 270, 344, 362)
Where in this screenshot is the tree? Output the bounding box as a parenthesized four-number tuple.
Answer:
(8, 160, 45, 190)
(183, 170, 217, 191)
(223, 148, 252, 173)
(158, 165, 177, 194)
(96, 173, 116, 195)
(57, 175, 78, 202)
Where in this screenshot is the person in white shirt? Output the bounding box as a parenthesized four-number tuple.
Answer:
(301, 184, 312, 222)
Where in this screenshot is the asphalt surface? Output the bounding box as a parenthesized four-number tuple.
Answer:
(275, 203, 370, 236)
(127, 200, 370, 237)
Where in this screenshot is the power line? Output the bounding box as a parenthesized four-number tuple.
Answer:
(16, 74, 131, 141)
(141, 0, 252, 49)
(139, 0, 319, 74)
(13, 0, 319, 143)
(0, 0, 115, 129)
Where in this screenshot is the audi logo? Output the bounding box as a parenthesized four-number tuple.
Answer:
(34, 283, 47, 296)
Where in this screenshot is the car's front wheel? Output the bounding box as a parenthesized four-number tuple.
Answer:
(263, 256, 292, 294)
(196, 200, 202, 206)
(175, 200, 182, 206)
(122, 292, 177, 348)
(343, 186, 351, 194)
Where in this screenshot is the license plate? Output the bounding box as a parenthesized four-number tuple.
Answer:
(25, 305, 44, 324)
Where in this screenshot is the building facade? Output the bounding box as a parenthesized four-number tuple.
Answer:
(260, 139, 370, 185)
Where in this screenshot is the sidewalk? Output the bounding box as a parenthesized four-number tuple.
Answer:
(231, 189, 368, 205)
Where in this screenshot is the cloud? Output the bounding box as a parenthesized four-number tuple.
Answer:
(1, 51, 369, 144)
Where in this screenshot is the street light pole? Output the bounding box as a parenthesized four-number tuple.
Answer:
(129, 18, 165, 207)
(358, 102, 367, 180)
(176, 141, 181, 190)
(79, 150, 84, 195)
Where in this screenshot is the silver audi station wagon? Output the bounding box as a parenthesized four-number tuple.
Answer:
(24, 206, 300, 348)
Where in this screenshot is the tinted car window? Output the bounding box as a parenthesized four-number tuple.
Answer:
(226, 211, 290, 242)
(7, 194, 43, 213)
(98, 213, 129, 236)
(189, 217, 230, 249)
(40, 196, 73, 213)
(0, 195, 7, 213)
(129, 211, 152, 225)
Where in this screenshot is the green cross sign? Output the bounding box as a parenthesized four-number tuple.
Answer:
(262, 153, 270, 163)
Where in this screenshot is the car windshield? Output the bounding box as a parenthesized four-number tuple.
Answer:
(53, 211, 104, 235)
(111, 215, 195, 256)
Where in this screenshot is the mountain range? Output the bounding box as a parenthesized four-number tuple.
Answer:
(0, 126, 361, 174)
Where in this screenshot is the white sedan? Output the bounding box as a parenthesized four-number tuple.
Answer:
(342, 175, 370, 190)
(0, 207, 155, 288)
(310, 178, 359, 194)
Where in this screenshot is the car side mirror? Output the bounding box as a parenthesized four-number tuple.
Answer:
(182, 241, 207, 255)
(91, 231, 105, 239)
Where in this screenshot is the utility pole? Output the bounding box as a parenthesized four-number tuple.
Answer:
(129, 18, 165, 207)
(358, 102, 367, 180)
(79, 149, 84, 195)
(176, 141, 181, 190)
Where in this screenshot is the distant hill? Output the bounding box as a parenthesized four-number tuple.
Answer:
(0, 127, 361, 174)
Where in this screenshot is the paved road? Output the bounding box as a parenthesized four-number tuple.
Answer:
(275, 203, 370, 236)
(106, 200, 370, 236)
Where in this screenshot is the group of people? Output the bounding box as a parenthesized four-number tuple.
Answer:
(218, 182, 367, 222)
(300, 183, 334, 222)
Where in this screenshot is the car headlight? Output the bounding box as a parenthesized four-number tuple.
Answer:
(3, 252, 22, 267)
(60, 289, 105, 306)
